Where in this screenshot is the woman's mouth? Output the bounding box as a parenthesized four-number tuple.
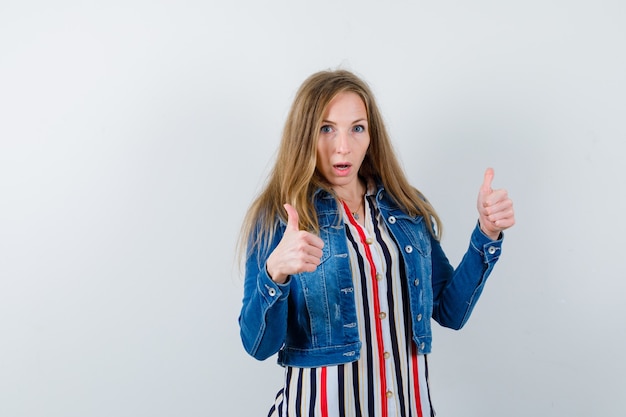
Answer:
(332, 163, 353, 177)
(334, 163, 351, 171)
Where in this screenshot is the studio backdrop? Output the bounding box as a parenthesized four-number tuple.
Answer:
(1, 1, 625, 416)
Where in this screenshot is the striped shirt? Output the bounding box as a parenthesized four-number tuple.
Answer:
(268, 194, 435, 417)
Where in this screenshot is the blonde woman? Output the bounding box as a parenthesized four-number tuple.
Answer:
(239, 70, 515, 417)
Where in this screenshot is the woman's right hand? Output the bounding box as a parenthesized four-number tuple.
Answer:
(266, 204, 325, 284)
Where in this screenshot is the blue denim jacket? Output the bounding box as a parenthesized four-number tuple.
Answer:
(239, 185, 503, 368)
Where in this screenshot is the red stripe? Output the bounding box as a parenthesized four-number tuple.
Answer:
(321, 366, 328, 417)
(343, 202, 388, 417)
(412, 344, 423, 417)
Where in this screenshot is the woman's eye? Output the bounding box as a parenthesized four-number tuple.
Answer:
(353, 125, 365, 133)
(320, 125, 333, 134)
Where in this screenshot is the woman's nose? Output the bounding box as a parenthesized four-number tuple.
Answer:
(336, 130, 350, 153)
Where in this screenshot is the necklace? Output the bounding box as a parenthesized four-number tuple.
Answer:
(351, 199, 364, 220)
(337, 181, 367, 220)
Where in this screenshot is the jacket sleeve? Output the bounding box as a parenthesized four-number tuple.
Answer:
(238, 227, 291, 361)
(431, 222, 503, 330)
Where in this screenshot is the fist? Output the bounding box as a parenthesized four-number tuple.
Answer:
(477, 168, 515, 240)
(265, 204, 325, 284)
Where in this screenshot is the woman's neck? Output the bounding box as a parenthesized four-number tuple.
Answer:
(334, 180, 366, 204)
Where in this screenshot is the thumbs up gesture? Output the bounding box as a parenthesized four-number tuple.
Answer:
(266, 204, 325, 284)
(477, 168, 515, 240)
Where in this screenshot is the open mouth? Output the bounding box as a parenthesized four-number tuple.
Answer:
(334, 164, 351, 171)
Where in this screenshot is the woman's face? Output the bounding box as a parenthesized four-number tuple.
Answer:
(315, 91, 370, 194)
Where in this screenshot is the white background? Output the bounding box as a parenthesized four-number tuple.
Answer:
(1, 1, 625, 416)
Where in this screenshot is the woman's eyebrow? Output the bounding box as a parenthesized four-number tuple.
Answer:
(321, 118, 367, 124)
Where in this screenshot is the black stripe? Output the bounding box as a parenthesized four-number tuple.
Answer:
(308, 369, 316, 417)
(397, 245, 424, 417)
(345, 225, 376, 417)
(338, 364, 346, 417)
(425, 355, 435, 417)
(351, 361, 363, 417)
(295, 369, 303, 417)
(283, 368, 292, 417)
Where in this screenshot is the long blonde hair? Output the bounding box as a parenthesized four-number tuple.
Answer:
(240, 69, 441, 258)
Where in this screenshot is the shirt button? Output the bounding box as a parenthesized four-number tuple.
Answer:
(413, 279, 419, 286)
(383, 352, 390, 359)
(379, 312, 387, 319)
(376, 273, 384, 281)
(388, 216, 396, 224)
(419, 342, 425, 351)
(404, 245, 413, 253)
(386, 391, 394, 398)
(416, 314, 422, 322)
(365, 237, 374, 245)
(488, 246, 497, 255)
(268, 288, 276, 297)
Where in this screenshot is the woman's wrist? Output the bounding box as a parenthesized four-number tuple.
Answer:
(266, 262, 288, 284)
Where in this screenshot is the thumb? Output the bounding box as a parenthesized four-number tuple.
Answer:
(481, 167, 494, 194)
(283, 203, 300, 231)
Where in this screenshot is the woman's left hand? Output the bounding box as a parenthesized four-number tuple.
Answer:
(477, 168, 515, 240)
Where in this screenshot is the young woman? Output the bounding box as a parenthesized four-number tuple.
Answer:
(238, 69, 515, 417)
